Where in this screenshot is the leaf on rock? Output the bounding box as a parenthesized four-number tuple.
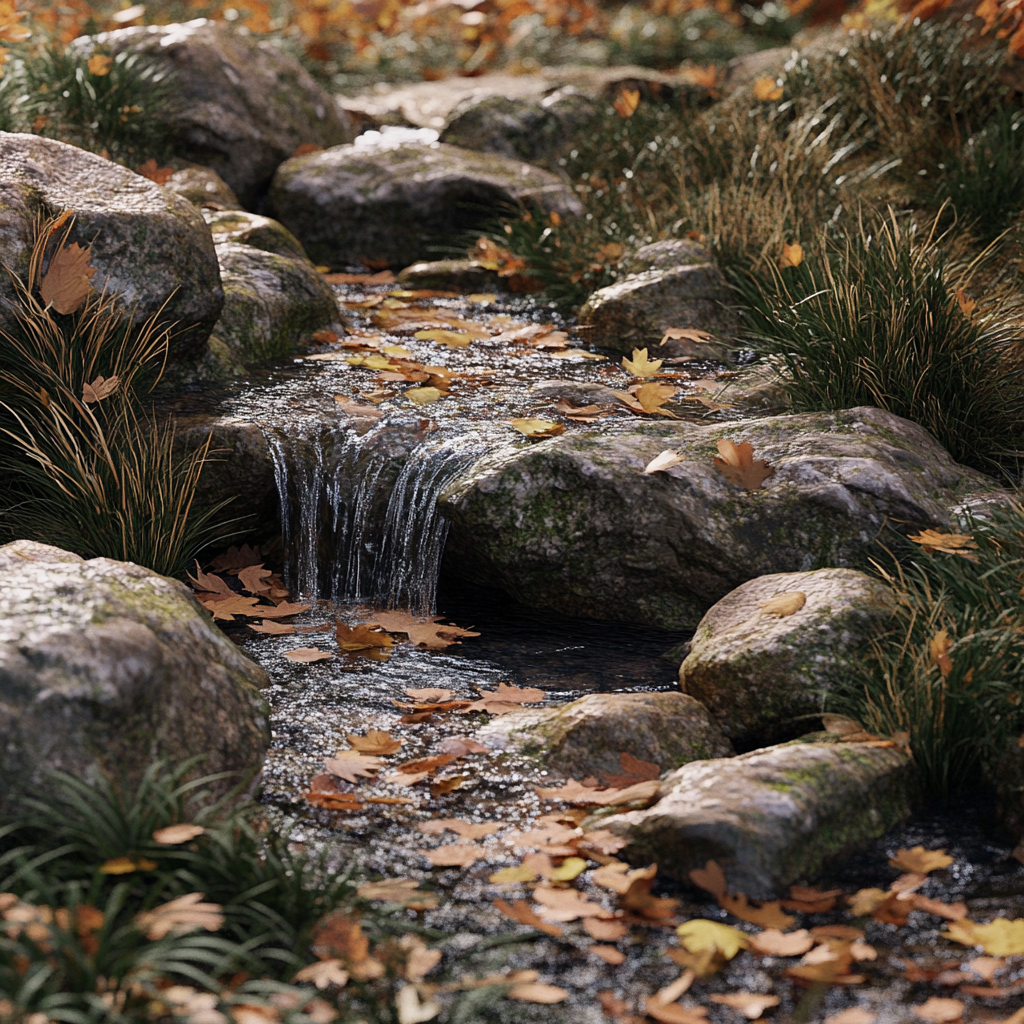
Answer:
(760, 591, 806, 618)
(944, 918, 1024, 956)
(510, 417, 565, 439)
(493, 897, 564, 936)
(82, 375, 119, 403)
(152, 824, 205, 845)
(644, 450, 684, 474)
(913, 998, 964, 1023)
(347, 729, 403, 755)
(749, 928, 815, 956)
(621, 348, 662, 377)
(406, 386, 443, 406)
(249, 619, 295, 635)
(556, 398, 605, 421)
(709, 993, 781, 1018)
(507, 983, 568, 1004)
(286, 647, 333, 663)
(336, 621, 395, 651)
(135, 892, 224, 940)
(40, 242, 96, 314)
(713, 438, 774, 490)
(238, 564, 274, 594)
(890, 846, 954, 874)
(421, 844, 486, 867)
(677, 920, 748, 959)
(324, 751, 383, 783)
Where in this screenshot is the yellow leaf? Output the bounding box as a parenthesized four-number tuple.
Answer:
(415, 329, 474, 347)
(468, 293, 497, 304)
(890, 846, 953, 874)
(347, 354, 394, 369)
(88, 53, 112, 76)
(621, 348, 662, 377)
(489, 864, 538, 884)
(760, 591, 806, 617)
(929, 632, 953, 679)
(676, 919, 748, 959)
(383, 344, 413, 358)
(550, 857, 588, 882)
(407, 386, 442, 405)
(634, 382, 677, 414)
(510, 418, 565, 439)
(644, 450, 684, 474)
(613, 87, 640, 118)
(944, 918, 1024, 956)
(100, 856, 158, 875)
(780, 242, 804, 270)
(753, 76, 783, 101)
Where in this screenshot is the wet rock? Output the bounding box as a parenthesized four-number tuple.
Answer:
(0, 132, 223, 363)
(680, 569, 894, 748)
(266, 140, 583, 268)
(580, 239, 742, 358)
(711, 362, 791, 415)
(529, 379, 625, 410)
(397, 259, 505, 293)
(212, 241, 342, 370)
(439, 406, 1002, 629)
(161, 159, 242, 210)
(602, 740, 918, 895)
(478, 692, 733, 780)
(204, 209, 308, 260)
(84, 20, 354, 206)
(0, 539, 270, 814)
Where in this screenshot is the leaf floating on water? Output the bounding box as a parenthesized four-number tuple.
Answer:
(944, 918, 1024, 956)
(890, 846, 954, 874)
(713, 438, 774, 490)
(336, 621, 395, 652)
(347, 729, 403, 755)
(406, 386, 442, 405)
(249, 619, 295, 635)
(415, 329, 475, 347)
(324, 751, 383, 783)
(371, 611, 480, 650)
(40, 241, 96, 314)
(509, 418, 565, 439)
(760, 591, 806, 618)
(285, 647, 333, 663)
(621, 347, 662, 377)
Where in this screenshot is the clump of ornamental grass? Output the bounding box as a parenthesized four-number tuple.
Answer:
(731, 208, 1024, 473)
(0, 212, 232, 576)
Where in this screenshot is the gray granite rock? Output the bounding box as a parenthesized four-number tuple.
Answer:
(601, 739, 918, 895)
(82, 20, 354, 206)
(0, 132, 223, 363)
(478, 692, 733, 781)
(161, 159, 242, 210)
(680, 569, 895, 747)
(439, 406, 1002, 629)
(0, 540, 270, 813)
(266, 140, 582, 268)
(396, 259, 505, 293)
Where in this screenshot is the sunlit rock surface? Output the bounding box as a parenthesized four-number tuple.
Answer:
(603, 739, 918, 896)
(204, 209, 309, 260)
(680, 568, 895, 747)
(161, 159, 242, 211)
(0, 540, 270, 815)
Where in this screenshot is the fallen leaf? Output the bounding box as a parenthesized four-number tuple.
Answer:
(421, 844, 485, 867)
(929, 632, 953, 678)
(713, 438, 773, 490)
(591, 944, 627, 965)
(533, 886, 613, 922)
(825, 1011, 876, 1024)
(371, 611, 480, 650)
(324, 752, 383, 783)
(197, 593, 261, 621)
(780, 242, 804, 269)
(613, 86, 640, 118)
(286, 647, 333, 663)
(644, 999, 708, 1024)
(323, 270, 395, 284)
(252, 600, 311, 619)
(677, 920, 749, 959)
(632, 382, 678, 415)
(760, 592, 806, 618)
(82, 375, 119, 403)
(890, 846, 954, 874)
(945, 918, 1024, 956)
(188, 561, 233, 594)
(294, 959, 349, 989)
(914, 998, 964, 1023)
(135, 892, 224, 940)
(660, 327, 717, 347)
(535, 779, 660, 806)
(622, 348, 663, 377)
(396, 984, 440, 1023)
(966, 956, 1004, 982)
(415, 329, 475, 347)
(493, 898, 563, 936)
(335, 395, 384, 418)
(579, 829, 629, 857)
(753, 76, 784, 101)
(101, 855, 157, 875)
(509, 417, 565, 439)
(720, 893, 796, 930)
(620, 865, 679, 920)
(644, 450, 684, 474)
(336, 621, 395, 651)
(490, 864, 538, 884)
(782, 885, 845, 913)
(507, 983, 568, 1003)
(40, 241, 96, 314)
(209, 544, 262, 571)
(311, 910, 384, 980)
(709, 993, 781, 1018)
(152, 824, 205, 845)
(249, 619, 295, 635)
(88, 52, 113, 76)
(237, 565, 273, 594)
(407, 386, 442, 405)
(749, 928, 815, 956)
(468, 292, 497, 303)
(438, 736, 489, 755)
(907, 530, 978, 557)
(584, 917, 629, 941)
(909, 895, 967, 920)
(347, 729, 403, 755)
(397, 754, 458, 774)
(689, 861, 728, 900)
(551, 857, 588, 882)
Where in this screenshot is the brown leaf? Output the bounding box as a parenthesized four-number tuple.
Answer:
(188, 561, 232, 594)
(249, 620, 295, 635)
(356, 878, 425, 903)
(619, 865, 678, 921)
(209, 544, 262, 571)
(782, 885, 844, 913)
(579, 829, 629, 857)
(591, 944, 626, 964)
(780, 241, 804, 269)
(311, 909, 382, 981)
(749, 928, 815, 956)
(890, 846, 954, 873)
(493, 897, 564, 936)
(535, 778, 660, 806)
(286, 647, 333, 662)
(438, 736, 489, 755)
(40, 242, 96, 314)
(396, 754, 458, 774)
(709, 993, 781, 1019)
(81, 375, 119, 403)
(660, 327, 717, 347)
(254, 600, 311, 619)
(613, 86, 640, 118)
(324, 751, 383, 783)
(323, 270, 395, 284)
(293, 959, 349, 989)
(403, 687, 454, 704)
(346, 729, 403, 755)
(336, 621, 395, 651)
(603, 752, 661, 788)
(430, 775, 467, 796)
(197, 593, 261, 621)
(713, 438, 774, 490)
(335, 396, 384, 418)
(913, 998, 964, 1023)
(420, 843, 485, 867)
(719, 892, 796, 930)
(135, 892, 224, 940)
(533, 885, 613, 922)
(419, 818, 500, 840)
(909, 894, 968, 920)
(152, 824, 205, 845)
(689, 860, 727, 900)
(908, 530, 978, 557)
(644, 999, 708, 1024)
(585, 917, 629, 940)
(369, 610, 480, 649)
(761, 591, 807, 618)
(136, 158, 173, 183)
(238, 564, 274, 594)
(507, 982, 568, 1003)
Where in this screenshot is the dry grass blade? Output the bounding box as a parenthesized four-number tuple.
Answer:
(134, 892, 224, 940)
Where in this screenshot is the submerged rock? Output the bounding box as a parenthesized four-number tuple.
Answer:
(204, 209, 309, 260)
(680, 569, 894, 747)
(0, 132, 223, 363)
(579, 239, 741, 357)
(266, 141, 582, 268)
(83, 19, 354, 206)
(602, 739, 918, 895)
(211, 241, 342, 370)
(0, 540, 270, 814)
(477, 692, 733, 781)
(397, 259, 505, 293)
(439, 406, 1001, 629)
(161, 159, 242, 210)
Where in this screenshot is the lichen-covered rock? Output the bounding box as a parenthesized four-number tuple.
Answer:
(579, 240, 741, 357)
(83, 20, 354, 206)
(162, 159, 242, 210)
(0, 540, 270, 814)
(397, 259, 505, 292)
(478, 692, 733, 780)
(204, 209, 308, 260)
(601, 740, 918, 895)
(711, 361, 791, 415)
(0, 132, 223, 363)
(213, 241, 342, 369)
(439, 406, 1001, 629)
(266, 140, 583, 268)
(680, 569, 894, 747)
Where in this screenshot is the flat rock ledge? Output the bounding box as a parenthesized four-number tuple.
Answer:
(601, 740, 918, 897)
(0, 540, 270, 813)
(477, 692, 733, 782)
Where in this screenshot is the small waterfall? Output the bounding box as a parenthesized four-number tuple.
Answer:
(261, 418, 486, 613)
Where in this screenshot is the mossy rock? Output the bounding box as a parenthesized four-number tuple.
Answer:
(163, 159, 242, 211)
(204, 209, 308, 260)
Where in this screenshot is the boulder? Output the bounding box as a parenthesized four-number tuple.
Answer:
(680, 569, 894, 747)
(478, 692, 733, 781)
(397, 259, 505, 293)
(601, 740, 918, 895)
(710, 361, 791, 415)
(0, 540, 270, 814)
(212, 241, 342, 369)
(0, 132, 223, 363)
(83, 20, 354, 206)
(204, 209, 308, 260)
(438, 406, 1001, 630)
(266, 140, 583, 268)
(579, 240, 741, 357)
(528, 379, 625, 411)
(161, 159, 242, 210)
